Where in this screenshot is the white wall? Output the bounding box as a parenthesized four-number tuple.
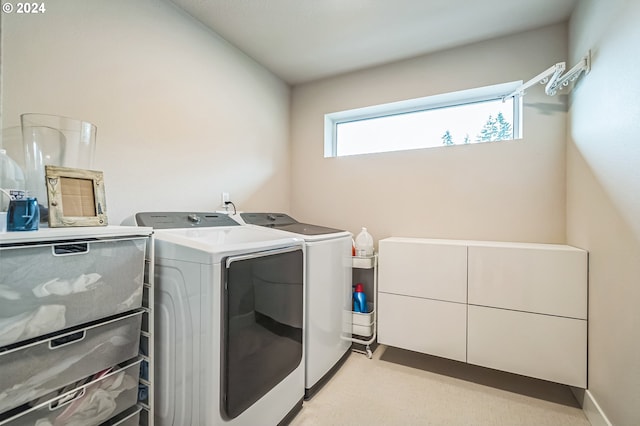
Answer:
(290, 24, 568, 244)
(1, 0, 291, 224)
(568, 0, 640, 425)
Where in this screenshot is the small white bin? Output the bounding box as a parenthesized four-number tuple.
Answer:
(352, 303, 374, 337)
(352, 256, 376, 269)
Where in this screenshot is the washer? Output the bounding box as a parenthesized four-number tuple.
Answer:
(134, 212, 306, 426)
(233, 213, 352, 399)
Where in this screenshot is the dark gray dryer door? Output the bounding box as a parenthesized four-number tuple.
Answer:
(221, 246, 304, 419)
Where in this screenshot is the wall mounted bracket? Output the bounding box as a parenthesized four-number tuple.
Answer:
(505, 51, 591, 99)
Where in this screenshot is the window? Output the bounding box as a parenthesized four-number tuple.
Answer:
(324, 81, 522, 157)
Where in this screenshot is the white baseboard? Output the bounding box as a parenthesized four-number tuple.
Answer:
(571, 387, 613, 426)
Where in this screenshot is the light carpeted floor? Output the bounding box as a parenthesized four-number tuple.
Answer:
(290, 345, 591, 426)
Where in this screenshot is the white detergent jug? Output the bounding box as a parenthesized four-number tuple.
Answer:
(355, 227, 374, 257)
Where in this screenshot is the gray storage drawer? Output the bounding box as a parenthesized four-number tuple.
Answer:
(0, 311, 142, 413)
(100, 406, 142, 426)
(0, 359, 141, 426)
(0, 237, 146, 346)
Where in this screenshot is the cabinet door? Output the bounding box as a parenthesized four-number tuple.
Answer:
(379, 239, 467, 303)
(467, 305, 587, 388)
(468, 245, 587, 319)
(378, 292, 467, 362)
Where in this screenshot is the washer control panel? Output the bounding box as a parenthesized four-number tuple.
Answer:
(135, 212, 240, 229)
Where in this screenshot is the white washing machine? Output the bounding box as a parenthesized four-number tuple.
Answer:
(233, 213, 352, 399)
(134, 212, 306, 426)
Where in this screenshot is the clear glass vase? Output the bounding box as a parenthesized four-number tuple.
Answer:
(20, 113, 97, 221)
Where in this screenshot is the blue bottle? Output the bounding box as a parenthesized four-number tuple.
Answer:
(7, 197, 39, 232)
(353, 283, 367, 313)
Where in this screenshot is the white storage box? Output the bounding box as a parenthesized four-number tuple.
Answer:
(352, 303, 374, 337)
(0, 237, 146, 346)
(352, 255, 376, 269)
(0, 311, 142, 413)
(0, 359, 141, 426)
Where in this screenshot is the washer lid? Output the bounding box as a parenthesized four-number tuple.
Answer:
(240, 212, 345, 235)
(154, 226, 304, 263)
(270, 223, 346, 236)
(240, 212, 296, 227)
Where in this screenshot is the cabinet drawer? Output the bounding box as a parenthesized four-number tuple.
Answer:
(379, 239, 467, 303)
(468, 244, 587, 318)
(0, 359, 141, 426)
(0, 311, 142, 413)
(467, 305, 587, 387)
(0, 237, 146, 346)
(378, 292, 467, 362)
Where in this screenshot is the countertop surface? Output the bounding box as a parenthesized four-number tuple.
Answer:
(0, 225, 153, 245)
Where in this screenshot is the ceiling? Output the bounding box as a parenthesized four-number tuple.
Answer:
(170, 0, 578, 85)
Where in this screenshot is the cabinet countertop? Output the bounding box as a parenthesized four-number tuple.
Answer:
(0, 225, 153, 244)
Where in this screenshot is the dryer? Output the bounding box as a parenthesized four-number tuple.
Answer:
(233, 213, 352, 399)
(134, 212, 305, 426)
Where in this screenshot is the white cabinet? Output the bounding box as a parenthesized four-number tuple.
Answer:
(377, 237, 588, 388)
(466, 242, 587, 388)
(378, 238, 468, 362)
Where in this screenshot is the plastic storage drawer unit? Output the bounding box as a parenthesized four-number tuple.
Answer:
(0, 311, 143, 413)
(0, 359, 142, 426)
(0, 237, 146, 346)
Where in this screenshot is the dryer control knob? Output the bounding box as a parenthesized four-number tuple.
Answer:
(188, 214, 201, 223)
